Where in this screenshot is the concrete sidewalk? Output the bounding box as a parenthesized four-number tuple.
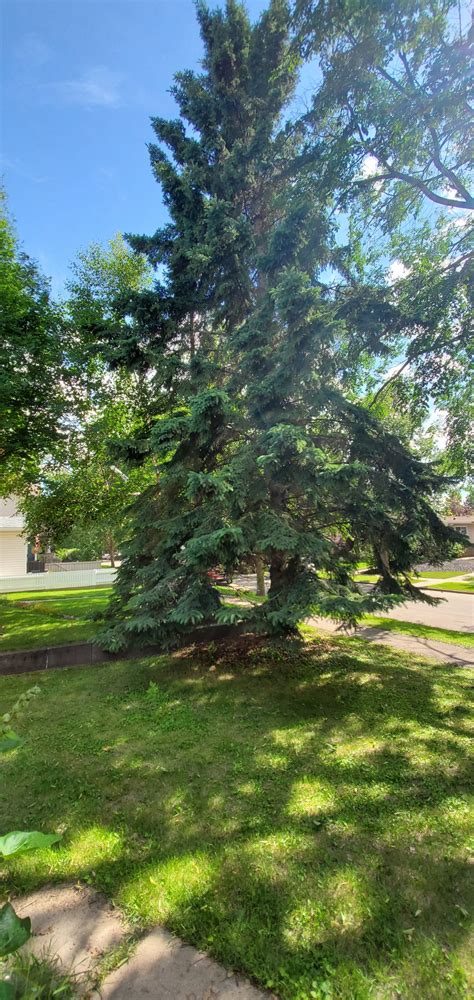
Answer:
(14, 884, 271, 1000)
(96, 924, 270, 1000)
(308, 617, 474, 667)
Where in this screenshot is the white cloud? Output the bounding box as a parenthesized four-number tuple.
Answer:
(386, 260, 410, 284)
(442, 183, 462, 202)
(45, 67, 123, 109)
(451, 214, 470, 229)
(358, 155, 386, 191)
(441, 184, 472, 213)
(360, 154, 380, 178)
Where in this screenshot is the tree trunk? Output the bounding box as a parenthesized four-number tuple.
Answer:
(190, 312, 195, 360)
(373, 542, 400, 593)
(269, 554, 300, 596)
(267, 554, 301, 635)
(255, 554, 266, 596)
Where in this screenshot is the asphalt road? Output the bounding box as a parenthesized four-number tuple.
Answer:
(232, 574, 473, 633)
(373, 589, 473, 633)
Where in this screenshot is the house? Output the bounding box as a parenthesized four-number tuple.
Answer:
(0, 497, 28, 576)
(443, 513, 474, 554)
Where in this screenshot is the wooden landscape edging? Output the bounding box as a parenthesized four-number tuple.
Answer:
(0, 623, 248, 677)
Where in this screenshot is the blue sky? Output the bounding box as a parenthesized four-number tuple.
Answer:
(2, 0, 276, 295)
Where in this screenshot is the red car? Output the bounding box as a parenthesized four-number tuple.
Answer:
(207, 567, 230, 585)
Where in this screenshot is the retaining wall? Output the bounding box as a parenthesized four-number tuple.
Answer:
(0, 624, 248, 676)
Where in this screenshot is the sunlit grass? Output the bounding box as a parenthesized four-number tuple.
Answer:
(355, 570, 469, 584)
(1, 578, 471, 659)
(361, 616, 474, 649)
(427, 579, 474, 594)
(1, 636, 472, 998)
(3, 585, 113, 613)
(0, 600, 96, 651)
(0, 587, 113, 651)
(414, 570, 471, 580)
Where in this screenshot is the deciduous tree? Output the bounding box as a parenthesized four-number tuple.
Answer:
(0, 194, 67, 491)
(293, 0, 473, 216)
(292, 1, 473, 472)
(21, 396, 153, 568)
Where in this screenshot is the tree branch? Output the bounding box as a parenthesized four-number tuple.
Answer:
(349, 46, 474, 209)
(353, 162, 474, 210)
(369, 358, 411, 409)
(427, 126, 473, 204)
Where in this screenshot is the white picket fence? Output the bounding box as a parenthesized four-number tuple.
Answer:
(0, 568, 117, 593)
(47, 560, 102, 572)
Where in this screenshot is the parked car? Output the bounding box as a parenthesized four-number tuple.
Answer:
(207, 567, 230, 585)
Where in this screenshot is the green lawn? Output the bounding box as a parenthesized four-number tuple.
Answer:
(414, 571, 470, 580)
(0, 587, 112, 652)
(355, 571, 468, 585)
(427, 580, 474, 594)
(0, 585, 264, 653)
(2, 585, 113, 614)
(218, 585, 266, 604)
(1, 583, 471, 658)
(362, 616, 474, 650)
(0, 637, 472, 999)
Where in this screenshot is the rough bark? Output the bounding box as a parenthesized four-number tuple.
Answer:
(255, 554, 266, 597)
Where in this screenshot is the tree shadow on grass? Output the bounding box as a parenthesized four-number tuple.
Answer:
(1, 636, 472, 997)
(350, 622, 474, 667)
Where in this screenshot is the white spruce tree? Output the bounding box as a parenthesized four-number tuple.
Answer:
(100, 0, 459, 651)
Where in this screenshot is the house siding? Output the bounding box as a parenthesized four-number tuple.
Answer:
(443, 516, 474, 554)
(0, 497, 28, 577)
(0, 529, 27, 577)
